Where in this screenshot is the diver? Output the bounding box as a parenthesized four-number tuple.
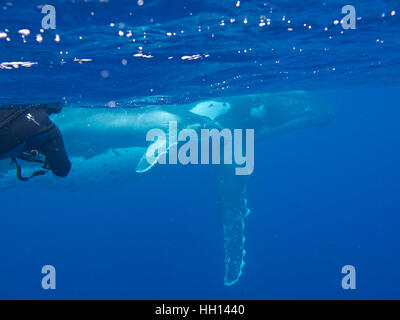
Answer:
(0, 104, 71, 181)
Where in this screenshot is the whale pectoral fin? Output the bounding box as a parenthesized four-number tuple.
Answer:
(222, 205, 248, 286)
(216, 165, 250, 286)
(135, 136, 171, 173)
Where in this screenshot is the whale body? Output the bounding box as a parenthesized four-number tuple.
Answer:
(0, 91, 335, 285)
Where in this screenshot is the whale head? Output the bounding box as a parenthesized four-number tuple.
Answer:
(258, 91, 336, 129)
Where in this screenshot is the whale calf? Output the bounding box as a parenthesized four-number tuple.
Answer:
(0, 91, 335, 285)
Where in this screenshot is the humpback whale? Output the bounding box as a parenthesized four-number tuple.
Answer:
(0, 91, 335, 286)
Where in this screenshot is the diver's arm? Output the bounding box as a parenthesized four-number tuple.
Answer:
(39, 125, 71, 178)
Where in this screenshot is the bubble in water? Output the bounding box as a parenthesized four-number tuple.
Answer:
(18, 29, 30, 36)
(101, 70, 110, 78)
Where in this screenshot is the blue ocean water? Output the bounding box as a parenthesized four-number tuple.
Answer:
(0, 0, 399, 299)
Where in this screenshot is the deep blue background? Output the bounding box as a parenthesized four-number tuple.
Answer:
(0, 0, 399, 299)
(0, 87, 399, 299)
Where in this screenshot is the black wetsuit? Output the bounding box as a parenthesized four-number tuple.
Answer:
(0, 106, 71, 178)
